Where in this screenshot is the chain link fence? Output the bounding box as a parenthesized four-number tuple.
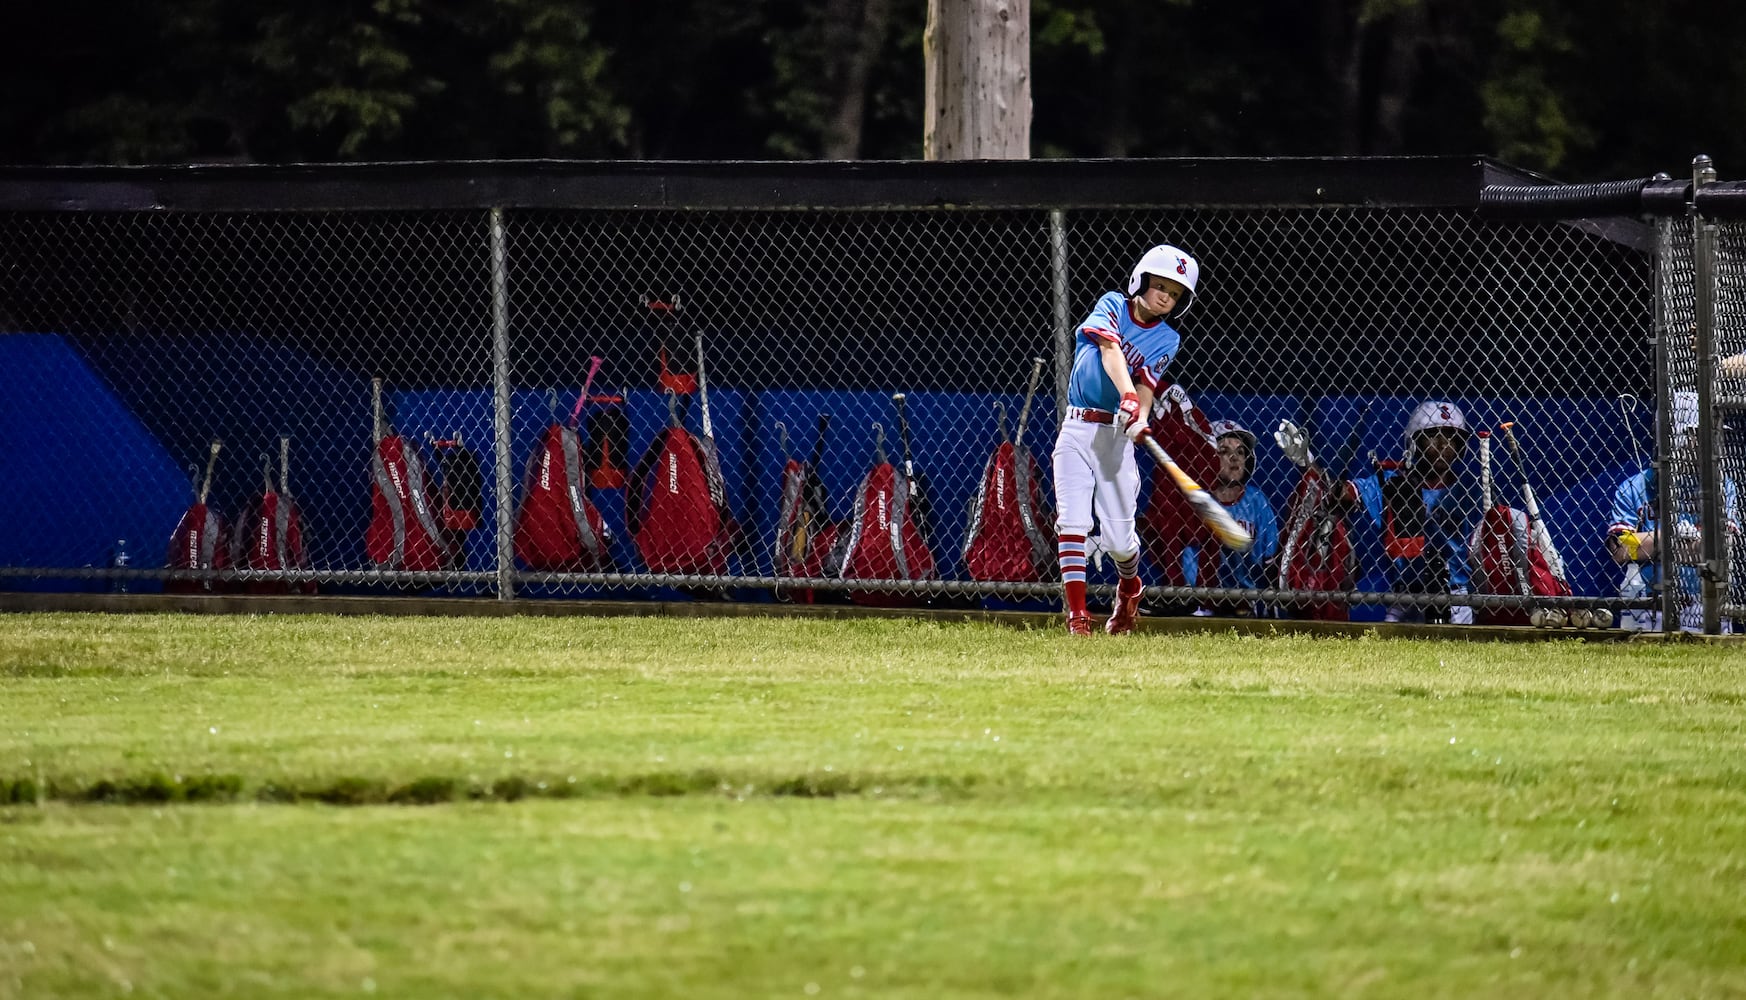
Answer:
(1703, 213, 1746, 624)
(0, 159, 1720, 627)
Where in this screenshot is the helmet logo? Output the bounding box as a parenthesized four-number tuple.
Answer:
(1438, 404, 1452, 421)
(1175, 257, 1188, 275)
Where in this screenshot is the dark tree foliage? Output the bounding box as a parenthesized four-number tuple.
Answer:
(1, 0, 1742, 179)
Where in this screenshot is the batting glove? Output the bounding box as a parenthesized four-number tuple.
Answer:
(1115, 393, 1145, 440)
(1085, 532, 1108, 572)
(1612, 528, 1644, 561)
(1274, 420, 1316, 468)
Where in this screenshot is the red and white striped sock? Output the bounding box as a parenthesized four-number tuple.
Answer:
(1058, 533, 1088, 615)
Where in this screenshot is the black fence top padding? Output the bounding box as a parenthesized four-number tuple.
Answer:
(1694, 182, 1746, 219)
(0, 156, 1537, 213)
(1478, 177, 1669, 221)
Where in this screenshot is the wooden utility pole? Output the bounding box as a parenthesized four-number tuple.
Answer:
(924, 0, 1031, 160)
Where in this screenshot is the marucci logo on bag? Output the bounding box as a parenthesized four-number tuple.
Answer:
(539, 450, 552, 491)
(876, 490, 889, 529)
(667, 453, 679, 493)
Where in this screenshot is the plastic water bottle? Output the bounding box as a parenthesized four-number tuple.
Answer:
(110, 539, 130, 594)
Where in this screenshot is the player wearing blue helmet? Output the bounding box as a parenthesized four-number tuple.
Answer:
(1053, 243, 1199, 635)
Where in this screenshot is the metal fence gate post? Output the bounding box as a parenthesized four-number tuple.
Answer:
(1049, 209, 1072, 423)
(1653, 217, 1681, 631)
(1691, 156, 1726, 632)
(488, 207, 516, 601)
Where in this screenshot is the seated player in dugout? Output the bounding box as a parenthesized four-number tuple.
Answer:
(1188, 421, 1281, 617)
(1053, 243, 1198, 636)
(1090, 403, 1280, 617)
(1606, 390, 1740, 633)
(1275, 401, 1480, 623)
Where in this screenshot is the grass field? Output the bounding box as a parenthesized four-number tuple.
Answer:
(3, 612, 1745, 998)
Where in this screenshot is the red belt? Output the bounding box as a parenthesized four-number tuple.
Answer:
(1068, 406, 1115, 425)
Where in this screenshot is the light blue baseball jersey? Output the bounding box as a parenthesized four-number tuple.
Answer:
(1066, 292, 1181, 411)
(1610, 468, 1738, 594)
(1352, 471, 1475, 592)
(1183, 486, 1280, 590)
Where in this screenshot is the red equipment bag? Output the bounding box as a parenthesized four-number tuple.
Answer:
(1139, 382, 1220, 586)
(1471, 427, 1574, 625)
(963, 401, 1054, 582)
(1471, 504, 1571, 625)
(841, 424, 936, 606)
(515, 420, 611, 570)
(774, 416, 844, 602)
(629, 392, 731, 575)
(367, 434, 450, 571)
(1278, 466, 1355, 620)
(167, 440, 229, 594)
(235, 438, 312, 594)
(364, 380, 450, 572)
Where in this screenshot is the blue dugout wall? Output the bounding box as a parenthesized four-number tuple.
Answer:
(1, 330, 1646, 610)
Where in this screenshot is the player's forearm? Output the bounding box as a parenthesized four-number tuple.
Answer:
(1134, 384, 1155, 420)
(1098, 342, 1137, 398)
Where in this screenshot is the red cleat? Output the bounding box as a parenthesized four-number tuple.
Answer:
(1105, 577, 1143, 635)
(1066, 612, 1093, 636)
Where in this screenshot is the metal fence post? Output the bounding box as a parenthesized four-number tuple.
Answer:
(1653, 217, 1681, 631)
(1691, 156, 1726, 632)
(488, 207, 516, 601)
(1049, 209, 1072, 423)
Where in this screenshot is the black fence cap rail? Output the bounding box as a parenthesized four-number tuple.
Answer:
(0, 155, 1531, 213)
(1694, 181, 1746, 219)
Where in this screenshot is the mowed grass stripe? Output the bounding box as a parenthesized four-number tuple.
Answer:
(4, 798, 1744, 998)
(4, 615, 1744, 807)
(4, 613, 1746, 996)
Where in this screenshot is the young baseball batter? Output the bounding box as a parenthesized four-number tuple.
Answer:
(1054, 244, 1200, 635)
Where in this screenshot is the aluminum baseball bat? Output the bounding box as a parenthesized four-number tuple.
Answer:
(1139, 433, 1253, 551)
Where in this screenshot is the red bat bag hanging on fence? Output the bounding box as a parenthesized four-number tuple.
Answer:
(774, 415, 844, 601)
(515, 387, 611, 571)
(364, 378, 450, 572)
(235, 437, 312, 594)
(1470, 429, 1535, 625)
(167, 438, 228, 594)
(1138, 382, 1221, 587)
(965, 359, 1054, 583)
(963, 401, 1054, 582)
(629, 390, 731, 574)
(1277, 466, 1357, 619)
(1276, 406, 1368, 620)
(841, 422, 937, 606)
(1471, 423, 1583, 626)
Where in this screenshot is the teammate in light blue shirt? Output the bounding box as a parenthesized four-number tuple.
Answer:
(1607, 465, 1739, 632)
(1184, 421, 1280, 616)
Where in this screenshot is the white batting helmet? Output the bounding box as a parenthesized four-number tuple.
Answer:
(1126, 244, 1200, 317)
(1404, 400, 1470, 465)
